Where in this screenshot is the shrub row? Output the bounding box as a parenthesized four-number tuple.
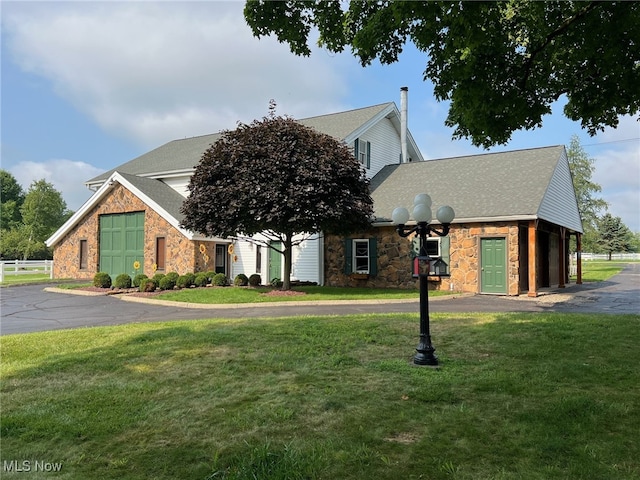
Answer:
(92, 272, 262, 293)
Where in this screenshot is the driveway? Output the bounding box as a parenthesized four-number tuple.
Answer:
(1, 263, 638, 336)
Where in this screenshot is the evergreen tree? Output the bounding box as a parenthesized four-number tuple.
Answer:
(597, 213, 633, 260)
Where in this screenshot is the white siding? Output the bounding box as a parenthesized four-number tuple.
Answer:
(161, 176, 191, 197)
(538, 150, 584, 233)
(352, 117, 403, 179)
(291, 233, 323, 284)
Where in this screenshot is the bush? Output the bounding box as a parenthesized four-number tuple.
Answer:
(248, 274, 262, 286)
(234, 273, 249, 286)
(212, 273, 228, 286)
(139, 278, 157, 292)
(133, 274, 148, 288)
(176, 273, 196, 289)
(158, 276, 176, 291)
(270, 277, 283, 288)
(114, 273, 132, 289)
(93, 272, 112, 288)
(194, 273, 209, 287)
(165, 271, 180, 283)
(206, 271, 217, 283)
(152, 273, 165, 284)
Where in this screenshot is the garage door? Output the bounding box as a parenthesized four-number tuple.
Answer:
(99, 212, 145, 278)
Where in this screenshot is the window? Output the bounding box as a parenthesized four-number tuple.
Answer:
(412, 237, 441, 257)
(344, 238, 378, 275)
(79, 239, 88, 270)
(256, 245, 262, 273)
(354, 138, 371, 169)
(215, 244, 226, 274)
(354, 239, 370, 273)
(155, 237, 166, 271)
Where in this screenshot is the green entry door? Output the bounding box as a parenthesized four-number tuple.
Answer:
(99, 212, 145, 278)
(268, 241, 282, 283)
(481, 238, 507, 294)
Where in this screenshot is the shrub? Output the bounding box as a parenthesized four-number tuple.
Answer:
(93, 272, 112, 288)
(194, 273, 209, 287)
(159, 276, 176, 291)
(206, 271, 217, 283)
(270, 277, 283, 288)
(133, 274, 148, 288)
(152, 273, 165, 284)
(165, 271, 180, 283)
(139, 278, 157, 292)
(212, 273, 228, 286)
(248, 274, 262, 286)
(114, 273, 132, 289)
(234, 273, 249, 286)
(176, 273, 196, 289)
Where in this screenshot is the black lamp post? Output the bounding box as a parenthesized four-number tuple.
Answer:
(392, 194, 455, 366)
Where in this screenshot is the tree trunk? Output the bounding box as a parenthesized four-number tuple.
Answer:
(282, 234, 293, 290)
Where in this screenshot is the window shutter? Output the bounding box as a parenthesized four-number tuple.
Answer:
(344, 238, 353, 274)
(366, 141, 371, 169)
(441, 236, 450, 270)
(354, 139, 359, 161)
(369, 238, 377, 276)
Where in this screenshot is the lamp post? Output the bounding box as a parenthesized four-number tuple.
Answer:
(392, 194, 455, 366)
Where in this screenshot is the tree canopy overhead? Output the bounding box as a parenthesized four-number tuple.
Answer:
(180, 105, 373, 289)
(245, 1, 640, 148)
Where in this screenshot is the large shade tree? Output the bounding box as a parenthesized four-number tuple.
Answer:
(181, 105, 374, 290)
(245, 1, 640, 148)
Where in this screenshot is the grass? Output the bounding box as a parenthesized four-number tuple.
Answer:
(0, 273, 54, 286)
(154, 285, 431, 304)
(2, 312, 639, 479)
(579, 261, 628, 282)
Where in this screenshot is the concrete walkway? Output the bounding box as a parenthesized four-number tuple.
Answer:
(1, 263, 638, 336)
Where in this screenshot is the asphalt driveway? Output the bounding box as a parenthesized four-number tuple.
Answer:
(1, 263, 638, 336)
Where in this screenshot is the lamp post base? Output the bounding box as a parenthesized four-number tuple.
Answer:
(414, 335, 438, 365)
(413, 351, 438, 366)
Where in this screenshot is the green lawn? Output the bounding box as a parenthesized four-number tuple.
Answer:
(578, 261, 628, 282)
(2, 312, 639, 479)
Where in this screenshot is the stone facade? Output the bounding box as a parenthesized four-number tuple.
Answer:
(52, 185, 211, 280)
(325, 222, 523, 295)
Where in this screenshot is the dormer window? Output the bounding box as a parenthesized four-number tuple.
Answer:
(354, 138, 371, 169)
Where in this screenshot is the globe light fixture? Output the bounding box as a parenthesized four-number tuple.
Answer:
(392, 194, 455, 366)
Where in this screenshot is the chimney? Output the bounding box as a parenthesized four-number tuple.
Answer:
(400, 87, 408, 163)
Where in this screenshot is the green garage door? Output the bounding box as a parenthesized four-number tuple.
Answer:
(99, 212, 145, 278)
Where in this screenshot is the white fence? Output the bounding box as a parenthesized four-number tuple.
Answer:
(0, 260, 53, 282)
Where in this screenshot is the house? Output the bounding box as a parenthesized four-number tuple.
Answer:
(327, 145, 584, 296)
(46, 92, 424, 284)
(46, 89, 584, 296)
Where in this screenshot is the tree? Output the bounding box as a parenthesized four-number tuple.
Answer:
(245, 1, 640, 148)
(18, 180, 71, 259)
(597, 213, 633, 260)
(181, 105, 374, 290)
(1, 169, 25, 230)
(566, 134, 608, 252)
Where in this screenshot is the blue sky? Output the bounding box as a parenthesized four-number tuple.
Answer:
(2, 1, 639, 232)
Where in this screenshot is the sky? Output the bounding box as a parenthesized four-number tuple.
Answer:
(2, 1, 639, 232)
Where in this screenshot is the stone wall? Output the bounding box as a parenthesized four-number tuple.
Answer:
(52, 185, 198, 279)
(325, 222, 521, 295)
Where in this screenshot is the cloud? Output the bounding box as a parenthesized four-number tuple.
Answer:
(2, 1, 353, 148)
(9, 159, 102, 212)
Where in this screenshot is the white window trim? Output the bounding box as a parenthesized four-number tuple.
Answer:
(353, 238, 370, 274)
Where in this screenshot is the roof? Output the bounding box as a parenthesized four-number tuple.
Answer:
(86, 102, 419, 186)
(46, 171, 227, 247)
(370, 145, 583, 233)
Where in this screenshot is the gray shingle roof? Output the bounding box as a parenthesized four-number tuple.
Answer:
(117, 172, 187, 223)
(371, 145, 582, 231)
(86, 103, 395, 185)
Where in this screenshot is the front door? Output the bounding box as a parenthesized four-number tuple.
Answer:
(268, 241, 282, 283)
(215, 245, 226, 274)
(99, 212, 144, 278)
(481, 237, 507, 294)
